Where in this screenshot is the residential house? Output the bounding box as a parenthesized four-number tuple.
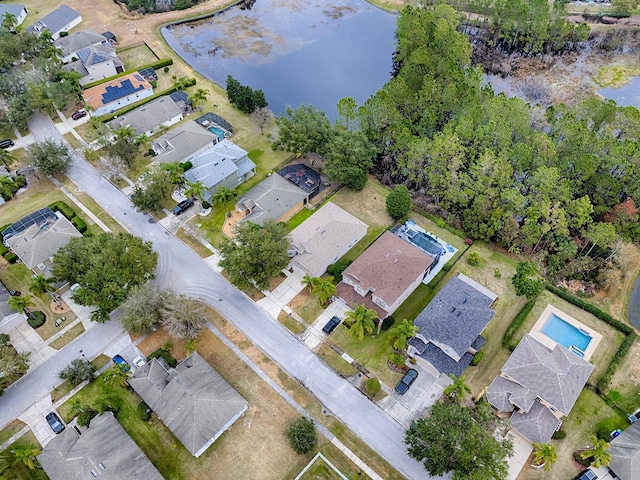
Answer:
(128, 352, 248, 458)
(82, 72, 153, 116)
(235, 174, 309, 226)
(169, 90, 192, 113)
(27, 5, 82, 40)
(0, 281, 13, 320)
(486, 334, 594, 444)
(337, 231, 435, 318)
(53, 29, 108, 63)
(184, 139, 256, 202)
(38, 412, 164, 480)
(2, 207, 82, 278)
(151, 120, 217, 164)
(288, 202, 368, 277)
(408, 274, 497, 376)
(109, 96, 183, 137)
(604, 422, 640, 480)
(0, 4, 28, 27)
(63, 43, 124, 86)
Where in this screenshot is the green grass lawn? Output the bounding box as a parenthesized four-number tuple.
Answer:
(0, 177, 68, 228)
(298, 455, 344, 480)
(318, 344, 359, 377)
(48, 322, 85, 350)
(278, 311, 307, 335)
(0, 420, 26, 445)
(289, 291, 326, 324)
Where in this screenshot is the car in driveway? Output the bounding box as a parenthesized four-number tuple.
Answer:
(132, 356, 146, 368)
(574, 469, 597, 480)
(394, 368, 418, 395)
(71, 110, 87, 120)
(112, 354, 130, 371)
(172, 199, 194, 216)
(46, 412, 65, 434)
(322, 316, 341, 334)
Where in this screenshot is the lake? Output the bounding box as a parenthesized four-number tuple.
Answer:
(161, 0, 398, 121)
(598, 76, 640, 109)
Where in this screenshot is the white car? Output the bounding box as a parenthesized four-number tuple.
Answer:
(132, 356, 146, 368)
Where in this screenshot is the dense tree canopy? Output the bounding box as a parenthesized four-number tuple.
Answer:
(273, 105, 332, 156)
(52, 233, 158, 322)
(219, 220, 290, 290)
(27, 140, 73, 176)
(226, 75, 268, 114)
(323, 127, 376, 191)
(406, 401, 512, 480)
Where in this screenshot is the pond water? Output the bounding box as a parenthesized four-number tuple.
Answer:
(598, 76, 640, 108)
(161, 0, 398, 122)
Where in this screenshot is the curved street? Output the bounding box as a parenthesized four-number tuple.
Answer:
(3, 112, 432, 480)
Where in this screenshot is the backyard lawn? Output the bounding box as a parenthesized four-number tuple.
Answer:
(610, 335, 640, 415)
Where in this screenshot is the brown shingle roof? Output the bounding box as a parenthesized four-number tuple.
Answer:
(341, 231, 434, 308)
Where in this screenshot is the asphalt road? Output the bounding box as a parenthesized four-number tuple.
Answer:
(7, 112, 431, 480)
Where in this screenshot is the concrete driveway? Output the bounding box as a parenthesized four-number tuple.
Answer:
(18, 397, 59, 448)
(303, 298, 350, 350)
(505, 430, 533, 480)
(378, 365, 450, 428)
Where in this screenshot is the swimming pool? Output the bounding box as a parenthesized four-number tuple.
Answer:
(541, 314, 592, 355)
(208, 125, 226, 140)
(406, 230, 446, 258)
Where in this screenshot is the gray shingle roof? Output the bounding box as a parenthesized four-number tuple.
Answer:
(0, 5, 27, 21)
(27, 5, 81, 36)
(76, 43, 120, 66)
(152, 120, 216, 164)
(109, 96, 182, 136)
(288, 202, 368, 277)
(417, 341, 475, 377)
(128, 353, 247, 458)
(486, 375, 538, 413)
(37, 413, 164, 480)
(414, 274, 496, 359)
(509, 401, 561, 444)
(0, 281, 12, 318)
(609, 423, 640, 480)
(501, 334, 594, 415)
(236, 174, 309, 226)
(184, 139, 253, 195)
(53, 29, 106, 58)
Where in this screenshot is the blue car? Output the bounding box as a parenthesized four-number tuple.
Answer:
(46, 412, 65, 434)
(112, 354, 130, 371)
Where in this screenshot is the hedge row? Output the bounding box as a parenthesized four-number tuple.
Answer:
(597, 332, 637, 394)
(98, 78, 197, 123)
(82, 58, 174, 89)
(545, 284, 634, 335)
(147, 348, 178, 368)
(0, 223, 14, 262)
(48, 201, 88, 234)
(502, 298, 537, 349)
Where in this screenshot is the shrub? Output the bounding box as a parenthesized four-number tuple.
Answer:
(72, 216, 87, 233)
(147, 348, 178, 368)
(389, 352, 406, 367)
(285, 417, 317, 455)
(201, 201, 211, 209)
(466, 252, 481, 266)
(573, 451, 591, 467)
(502, 298, 536, 348)
(552, 428, 567, 440)
(150, 80, 157, 88)
(27, 311, 46, 328)
(327, 259, 352, 283)
(493, 268, 502, 278)
(3, 252, 17, 263)
(597, 333, 636, 394)
(77, 410, 97, 427)
(0, 244, 8, 256)
(137, 400, 151, 421)
(380, 316, 395, 331)
(470, 349, 484, 366)
(59, 31, 68, 37)
(163, 66, 170, 73)
(180, 161, 193, 172)
(365, 377, 381, 396)
(59, 359, 95, 385)
(386, 185, 412, 220)
(48, 201, 76, 220)
(13, 175, 26, 188)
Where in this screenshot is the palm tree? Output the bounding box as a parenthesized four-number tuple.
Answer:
(311, 276, 337, 306)
(162, 162, 184, 185)
(115, 125, 135, 140)
(212, 186, 237, 206)
(94, 390, 122, 414)
(29, 275, 56, 297)
(531, 442, 557, 470)
(7, 295, 35, 315)
(388, 318, 419, 350)
(0, 176, 13, 200)
(2, 12, 17, 32)
(102, 365, 130, 388)
(580, 435, 611, 468)
(345, 304, 378, 342)
(443, 373, 472, 403)
(301, 275, 318, 293)
(184, 180, 207, 202)
(191, 88, 210, 109)
(173, 76, 190, 91)
(0, 149, 13, 168)
(10, 445, 41, 470)
(0, 346, 30, 379)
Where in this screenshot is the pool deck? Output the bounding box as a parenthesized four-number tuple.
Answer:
(529, 304, 602, 361)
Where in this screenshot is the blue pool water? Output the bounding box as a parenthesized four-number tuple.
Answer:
(541, 314, 591, 354)
(406, 230, 446, 258)
(208, 126, 225, 139)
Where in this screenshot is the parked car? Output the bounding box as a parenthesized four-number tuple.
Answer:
(322, 316, 341, 334)
(132, 356, 146, 368)
(46, 412, 65, 434)
(172, 199, 194, 216)
(394, 368, 418, 395)
(71, 110, 87, 120)
(70, 283, 81, 293)
(112, 354, 130, 371)
(574, 469, 597, 480)
(0, 139, 14, 149)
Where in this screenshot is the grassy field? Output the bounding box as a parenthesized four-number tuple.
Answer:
(0, 177, 68, 227)
(610, 336, 640, 414)
(277, 310, 306, 335)
(289, 290, 325, 324)
(318, 344, 359, 377)
(0, 420, 26, 445)
(48, 322, 85, 350)
(176, 227, 212, 258)
(117, 43, 159, 70)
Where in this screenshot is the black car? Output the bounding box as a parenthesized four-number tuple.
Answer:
(575, 470, 597, 480)
(0, 139, 14, 149)
(46, 412, 65, 434)
(322, 316, 341, 334)
(394, 368, 418, 395)
(172, 199, 194, 216)
(71, 110, 87, 120)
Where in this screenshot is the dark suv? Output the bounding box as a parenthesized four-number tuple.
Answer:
(322, 316, 341, 334)
(71, 110, 87, 120)
(394, 368, 418, 395)
(172, 199, 194, 216)
(46, 412, 65, 434)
